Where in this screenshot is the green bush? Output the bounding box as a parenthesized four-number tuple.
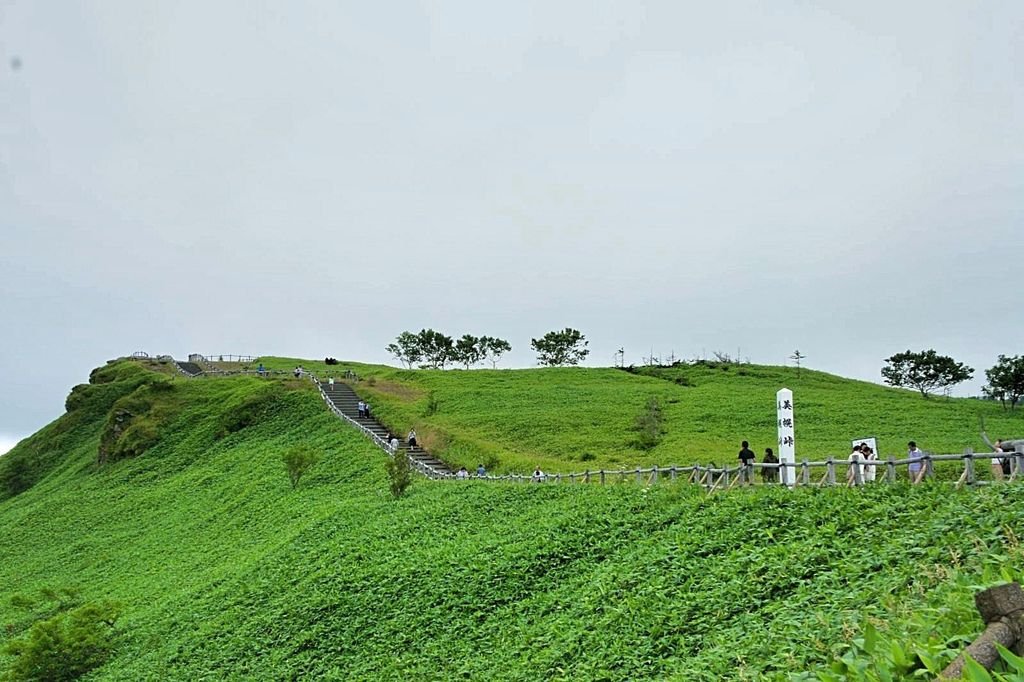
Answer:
(384, 448, 412, 498)
(282, 445, 320, 489)
(3, 599, 121, 681)
(217, 386, 284, 439)
(0, 456, 33, 497)
(634, 397, 664, 450)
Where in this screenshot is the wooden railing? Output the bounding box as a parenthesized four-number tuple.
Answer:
(163, 354, 1024, 488)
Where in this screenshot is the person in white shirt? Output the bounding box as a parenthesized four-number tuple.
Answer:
(862, 445, 877, 483)
(456, 467, 469, 479)
(991, 440, 1006, 481)
(847, 445, 865, 486)
(907, 441, 925, 483)
(532, 467, 545, 483)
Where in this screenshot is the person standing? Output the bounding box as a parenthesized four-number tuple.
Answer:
(847, 444, 864, 486)
(761, 447, 779, 484)
(357, 400, 366, 418)
(863, 445, 877, 483)
(476, 463, 487, 477)
(907, 441, 925, 483)
(991, 440, 1006, 482)
(532, 467, 545, 483)
(408, 429, 417, 448)
(738, 441, 756, 485)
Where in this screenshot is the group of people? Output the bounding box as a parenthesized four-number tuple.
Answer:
(737, 441, 780, 484)
(846, 443, 879, 485)
(357, 400, 372, 418)
(736, 439, 940, 485)
(455, 464, 489, 479)
(384, 429, 418, 451)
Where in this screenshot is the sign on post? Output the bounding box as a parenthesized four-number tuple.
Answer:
(777, 388, 795, 486)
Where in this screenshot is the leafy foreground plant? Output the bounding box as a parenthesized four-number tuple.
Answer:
(788, 547, 1024, 681)
(3, 597, 122, 682)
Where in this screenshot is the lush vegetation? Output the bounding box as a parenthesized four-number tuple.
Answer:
(257, 356, 1024, 476)
(2, 358, 1024, 680)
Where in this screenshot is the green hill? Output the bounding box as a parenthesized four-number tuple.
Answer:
(257, 356, 1023, 475)
(1, 358, 1023, 680)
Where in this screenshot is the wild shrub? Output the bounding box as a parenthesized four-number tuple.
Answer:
(634, 398, 664, 450)
(3, 592, 122, 682)
(216, 386, 284, 439)
(282, 445, 320, 489)
(384, 448, 412, 498)
(0, 456, 33, 497)
(423, 393, 440, 416)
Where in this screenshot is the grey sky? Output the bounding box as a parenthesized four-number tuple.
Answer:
(2, 1, 1022, 451)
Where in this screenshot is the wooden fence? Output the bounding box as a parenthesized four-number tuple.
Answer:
(165, 356, 1024, 492)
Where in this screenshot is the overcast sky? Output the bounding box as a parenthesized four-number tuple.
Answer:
(1, 1, 1022, 453)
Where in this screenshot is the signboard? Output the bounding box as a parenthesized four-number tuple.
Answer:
(851, 437, 878, 456)
(776, 388, 795, 485)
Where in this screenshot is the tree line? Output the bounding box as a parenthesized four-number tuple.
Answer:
(882, 350, 1024, 409)
(386, 327, 589, 369)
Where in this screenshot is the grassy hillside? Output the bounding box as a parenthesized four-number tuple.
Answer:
(1, 359, 1023, 680)
(256, 357, 1024, 475)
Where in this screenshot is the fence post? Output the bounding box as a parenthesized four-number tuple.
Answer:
(801, 460, 810, 485)
(600, 469, 605, 485)
(1016, 445, 1024, 481)
(670, 465, 676, 482)
(853, 458, 863, 486)
(925, 454, 934, 479)
(652, 465, 659, 483)
(965, 448, 975, 486)
(885, 455, 895, 483)
(826, 457, 836, 486)
(584, 470, 590, 484)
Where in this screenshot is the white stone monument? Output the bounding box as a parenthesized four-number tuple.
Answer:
(777, 388, 795, 485)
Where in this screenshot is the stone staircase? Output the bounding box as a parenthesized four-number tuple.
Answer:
(319, 381, 453, 477)
(175, 361, 204, 377)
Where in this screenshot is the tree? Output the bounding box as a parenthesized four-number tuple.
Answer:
(385, 331, 423, 369)
(478, 336, 512, 369)
(416, 329, 455, 369)
(384, 447, 412, 498)
(881, 349, 974, 398)
(282, 445, 321, 489)
(531, 328, 589, 367)
(984, 355, 1024, 410)
(454, 334, 483, 369)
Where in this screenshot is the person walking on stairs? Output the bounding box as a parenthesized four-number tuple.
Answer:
(408, 429, 417, 448)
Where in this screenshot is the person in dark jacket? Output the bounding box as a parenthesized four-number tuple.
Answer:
(738, 441, 756, 485)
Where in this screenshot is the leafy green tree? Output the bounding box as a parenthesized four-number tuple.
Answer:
(984, 355, 1024, 410)
(385, 331, 423, 369)
(384, 447, 412, 498)
(282, 445, 321, 489)
(479, 336, 512, 369)
(454, 334, 483, 369)
(881, 349, 973, 398)
(531, 328, 590, 366)
(416, 329, 455, 369)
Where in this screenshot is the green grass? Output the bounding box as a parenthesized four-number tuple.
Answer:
(256, 356, 1024, 476)
(1, 359, 1024, 680)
